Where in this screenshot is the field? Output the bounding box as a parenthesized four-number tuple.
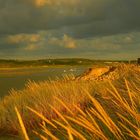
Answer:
(0, 63, 140, 139)
(0, 59, 130, 68)
(0, 59, 96, 68)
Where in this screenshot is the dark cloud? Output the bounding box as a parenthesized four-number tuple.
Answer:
(0, 0, 140, 59)
(0, 0, 140, 37)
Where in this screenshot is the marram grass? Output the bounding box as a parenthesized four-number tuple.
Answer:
(15, 107, 29, 140)
(0, 64, 140, 139)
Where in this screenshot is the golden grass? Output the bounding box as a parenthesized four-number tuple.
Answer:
(0, 64, 140, 139)
(15, 107, 29, 140)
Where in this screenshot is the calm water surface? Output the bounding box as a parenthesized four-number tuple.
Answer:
(0, 66, 89, 97)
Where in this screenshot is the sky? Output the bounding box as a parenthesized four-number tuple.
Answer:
(0, 0, 140, 60)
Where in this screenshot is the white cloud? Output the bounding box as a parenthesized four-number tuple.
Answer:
(24, 44, 39, 51)
(6, 34, 42, 44)
(48, 34, 77, 49)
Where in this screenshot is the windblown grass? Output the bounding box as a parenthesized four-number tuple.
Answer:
(0, 64, 140, 139)
(0, 76, 94, 135)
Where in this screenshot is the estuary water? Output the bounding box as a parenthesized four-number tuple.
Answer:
(0, 66, 89, 97)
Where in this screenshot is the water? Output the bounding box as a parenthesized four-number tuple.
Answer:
(0, 66, 89, 97)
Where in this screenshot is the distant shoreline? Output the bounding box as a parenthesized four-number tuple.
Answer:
(0, 58, 132, 70)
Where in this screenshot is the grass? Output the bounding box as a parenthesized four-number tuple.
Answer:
(0, 64, 140, 139)
(0, 76, 93, 134)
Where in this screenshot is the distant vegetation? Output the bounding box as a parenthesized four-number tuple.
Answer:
(0, 58, 133, 68)
(0, 64, 140, 139)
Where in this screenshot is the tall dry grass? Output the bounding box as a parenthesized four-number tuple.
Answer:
(16, 76, 140, 139)
(0, 64, 140, 139)
(0, 76, 95, 135)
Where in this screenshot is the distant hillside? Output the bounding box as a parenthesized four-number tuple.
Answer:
(0, 58, 130, 68)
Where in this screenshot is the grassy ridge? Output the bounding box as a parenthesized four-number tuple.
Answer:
(0, 64, 140, 139)
(0, 58, 130, 68)
(0, 59, 96, 67)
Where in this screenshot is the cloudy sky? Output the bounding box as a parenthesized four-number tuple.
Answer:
(0, 0, 140, 60)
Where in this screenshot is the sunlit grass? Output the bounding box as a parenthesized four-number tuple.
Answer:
(15, 107, 29, 140)
(0, 64, 140, 139)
